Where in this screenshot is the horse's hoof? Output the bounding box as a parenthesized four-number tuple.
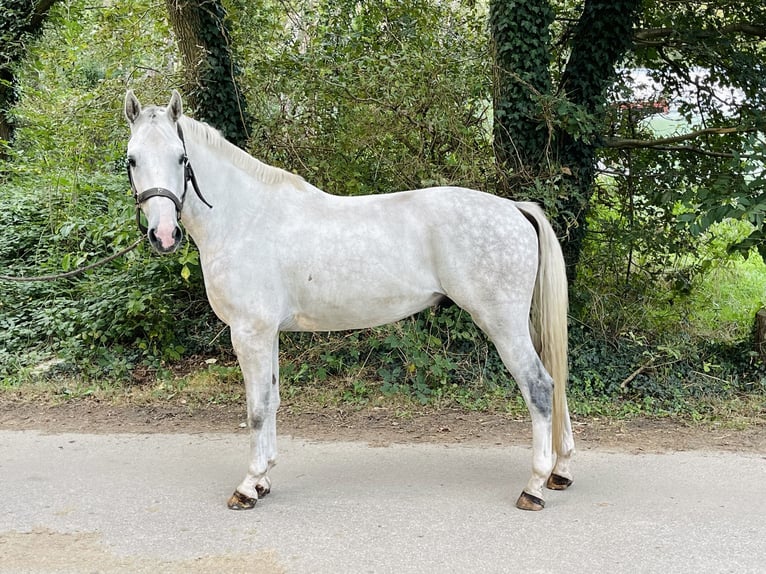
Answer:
(516, 491, 545, 511)
(255, 477, 272, 498)
(227, 490, 257, 510)
(546, 473, 573, 491)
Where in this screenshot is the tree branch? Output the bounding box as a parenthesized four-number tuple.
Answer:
(604, 125, 762, 149)
(634, 22, 766, 46)
(642, 145, 740, 159)
(32, 0, 60, 29)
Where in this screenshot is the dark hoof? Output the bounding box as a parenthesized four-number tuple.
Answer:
(546, 473, 573, 491)
(227, 490, 257, 510)
(256, 483, 270, 498)
(516, 491, 545, 511)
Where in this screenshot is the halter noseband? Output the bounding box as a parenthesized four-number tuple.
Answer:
(127, 123, 213, 234)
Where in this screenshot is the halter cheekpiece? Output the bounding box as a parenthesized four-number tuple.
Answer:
(127, 123, 213, 234)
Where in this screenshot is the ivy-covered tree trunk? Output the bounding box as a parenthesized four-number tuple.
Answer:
(490, 0, 553, 187)
(554, 0, 642, 279)
(490, 0, 642, 282)
(0, 0, 59, 149)
(165, 0, 250, 148)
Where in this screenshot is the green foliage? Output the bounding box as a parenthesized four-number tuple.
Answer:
(0, 0, 59, 142)
(0, 0, 226, 380)
(0, 1, 42, 78)
(279, 305, 510, 405)
(568, 322, 765, 416)
(231, 0, 494, 195)
(371, 306, 504, 403)
(0, 0, 762, 418)
(0, 170, 224, 380)
(600, 0, 766, 267)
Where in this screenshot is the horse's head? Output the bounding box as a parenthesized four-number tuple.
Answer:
(124, 90, 187, 253)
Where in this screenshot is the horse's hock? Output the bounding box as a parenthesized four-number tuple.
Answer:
(756, 308, 766, 363)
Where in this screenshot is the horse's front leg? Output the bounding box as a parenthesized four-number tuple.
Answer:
(227, 327, 280, 510)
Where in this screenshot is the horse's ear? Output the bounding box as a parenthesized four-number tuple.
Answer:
(124, 90, 141, 124)
(168, 90, 183, 122)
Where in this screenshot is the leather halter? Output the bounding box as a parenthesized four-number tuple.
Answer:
(127, 123, 213, 234)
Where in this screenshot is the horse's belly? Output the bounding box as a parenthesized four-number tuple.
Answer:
(283, 284, 445, 332)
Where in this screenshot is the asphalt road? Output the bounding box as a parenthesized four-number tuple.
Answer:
(0, 430, 764, 573)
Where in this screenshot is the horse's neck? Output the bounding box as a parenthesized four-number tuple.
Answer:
(179, 138, 314, 254)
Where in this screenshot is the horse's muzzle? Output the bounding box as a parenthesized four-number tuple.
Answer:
(148, 224, 184, 254)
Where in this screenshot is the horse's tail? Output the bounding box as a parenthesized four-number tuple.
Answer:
(515, 202, 569, 446)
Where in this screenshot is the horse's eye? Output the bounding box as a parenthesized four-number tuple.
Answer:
(179, 155, 186, 165)
(127, 157, 136, 168)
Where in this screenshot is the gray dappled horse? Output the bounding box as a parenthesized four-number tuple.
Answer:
(124, 90, 575, 511)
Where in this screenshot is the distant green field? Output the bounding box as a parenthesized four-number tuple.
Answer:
(641, 110, 715, 137)
(642, 113, 689, 136)
(689, 253, 766, 341)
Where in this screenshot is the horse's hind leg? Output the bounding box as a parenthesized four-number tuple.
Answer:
(548, 393, 574, 491)
(503, 341, 556, 510)
(474, 312, 555, 510)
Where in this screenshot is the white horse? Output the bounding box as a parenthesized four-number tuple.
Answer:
(124, 90, 575, 511)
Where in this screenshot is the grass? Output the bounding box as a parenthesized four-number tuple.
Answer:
(567, 388, 765, 427)
(687, 253, 766, 341)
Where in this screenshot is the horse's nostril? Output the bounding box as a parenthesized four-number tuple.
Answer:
(173, 226, 183, 242)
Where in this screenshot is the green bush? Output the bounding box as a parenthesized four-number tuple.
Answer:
(0, 170, 227, 380)
(0, 0, 762, 416)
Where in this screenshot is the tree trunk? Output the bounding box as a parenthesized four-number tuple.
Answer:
(0, 0, 60, 151)
(490, 0, 641, 283)
(755, 308, 766, 363)
(490, 0, 554, 189)
(553, 0, 642, 280)
(164, 0, 250, 148)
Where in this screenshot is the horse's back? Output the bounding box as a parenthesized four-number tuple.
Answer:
(318, 185, 537, 252)
(297, 184, 538, 270)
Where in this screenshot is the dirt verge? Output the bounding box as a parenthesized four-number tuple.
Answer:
(1, 397, 764, 453)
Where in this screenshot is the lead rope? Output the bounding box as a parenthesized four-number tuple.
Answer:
(0, 235, 144, 282)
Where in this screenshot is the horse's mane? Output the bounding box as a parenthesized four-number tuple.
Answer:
(178, 115, 305, 188)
